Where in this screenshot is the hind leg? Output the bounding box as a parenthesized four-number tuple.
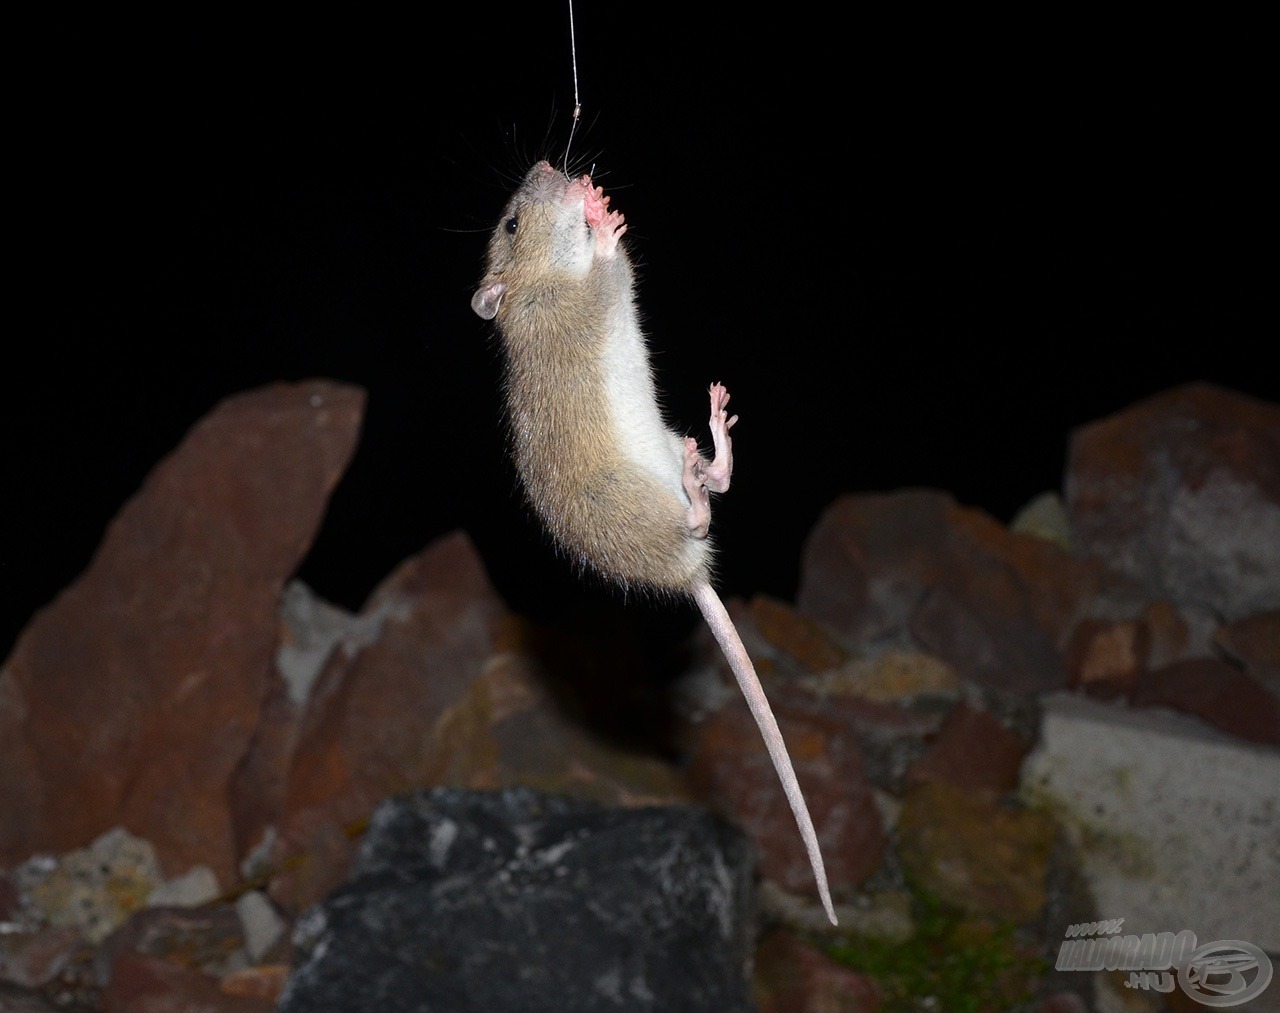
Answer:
(703, 382, 736, 493)
(682, 383, 738, 538)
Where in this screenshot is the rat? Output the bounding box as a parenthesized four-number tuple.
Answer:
(471, 160, 837, 925)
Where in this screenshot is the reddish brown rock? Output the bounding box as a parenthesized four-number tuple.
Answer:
(228, 672, 304, 871)
(695, 594, 784, 676)
(1216, 610, 1280, 665)
(262, 819, 356, 917)
(0, 381, 364, 884)
(1067, 383, 1280, 622)
(904, 702, 1030, 794)
(419, 650, 691, 806)
(1216, 610, 1280, 694)
(103, 952, 274, 1013)
(262, 566, 701, 916)
(797, 490, 1112, 692)
(749, 595, 847, 673)
(218, 965, 290, 1002)
(229, 582, 372, 868)
(908, 584, 1069, 693)
(1065, 618, 1147, 698)
(1130, 657, 1280, 746)
(688, 690, 886, 901)
(267, 532, 511, 908)
(1143, 599, 1219, 670)
(754, 928, 882, 1012)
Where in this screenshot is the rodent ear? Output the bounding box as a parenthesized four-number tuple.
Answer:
(471, 280, 507, 320)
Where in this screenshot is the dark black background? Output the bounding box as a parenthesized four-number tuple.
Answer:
(4, 10, 1271, 664)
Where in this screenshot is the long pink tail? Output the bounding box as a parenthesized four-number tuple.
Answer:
(693, 581, 837, 925)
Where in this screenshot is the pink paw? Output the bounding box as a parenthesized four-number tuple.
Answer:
(581, 178, 625, 256)
(581, 178, 610, 227)
(601, 208, 627, 241)
(683, 436, 711, 538)
(703, 382, 735, 495)
(684, 435, 705, 481)
(709, 382, 738, 432)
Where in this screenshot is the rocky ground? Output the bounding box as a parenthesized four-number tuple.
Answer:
(1, 380, 1276, 1012)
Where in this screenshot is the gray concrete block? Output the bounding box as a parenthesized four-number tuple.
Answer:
(1022, 693, 1280, 952)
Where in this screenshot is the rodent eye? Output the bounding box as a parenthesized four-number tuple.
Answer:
(505, 217, 518, 235)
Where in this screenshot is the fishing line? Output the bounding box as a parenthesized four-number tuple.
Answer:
(564, 0, 581, 173)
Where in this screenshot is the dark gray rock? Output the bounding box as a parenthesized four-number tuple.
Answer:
(278, 788, 756, 1013)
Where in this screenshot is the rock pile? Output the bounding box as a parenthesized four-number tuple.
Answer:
(1, 381, 1275, 1011)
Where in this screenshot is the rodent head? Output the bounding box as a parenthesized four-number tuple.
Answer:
(471, 161, 598, 321)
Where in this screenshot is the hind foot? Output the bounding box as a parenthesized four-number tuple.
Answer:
(682, 383, 738, 538)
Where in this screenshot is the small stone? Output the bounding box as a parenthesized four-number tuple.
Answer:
(234, 891, 285, 964)
(147, 866, 221, 908)
(1010, 490, 1073, 551)
(219, 964, 291, 1001)
(275, 580, 364, 709)
(25, 828, 164, 946)
(1065, 619, 1146, 697)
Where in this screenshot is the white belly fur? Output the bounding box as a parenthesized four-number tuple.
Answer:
(601, 305, 689, 505)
